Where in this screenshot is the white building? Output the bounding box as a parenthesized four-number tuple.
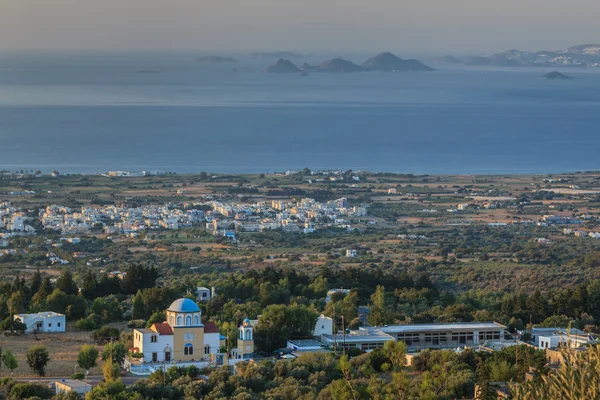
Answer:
(321, 322, 506, 352)
(539, 333, 596, 350)
(346, 249, 358, 258)
(196, 287, 213, 302)
(314, 314, 333, 336)
(55, 380, 92, 396)
(14, 312, 66, 333)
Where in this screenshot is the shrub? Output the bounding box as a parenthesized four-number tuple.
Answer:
(71, 372, 85, 380)
(91, 326, 120, 344)
(75, 317, 97, 331)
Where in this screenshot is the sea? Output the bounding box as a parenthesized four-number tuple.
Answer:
(1, 51, 600, 175)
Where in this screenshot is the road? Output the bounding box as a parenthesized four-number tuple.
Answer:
(15, 374, 144, 387)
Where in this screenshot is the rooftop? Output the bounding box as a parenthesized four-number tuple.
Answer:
(167, 298, 200, 313)
(55, 379, 92, 389)
(204, 321, 219, 334)
(380, 322, 506, 334)
(288, 339, 323, 349)
(15, 311, 64, 318)
(322, 327, 395, 344)
(151, 322, 173, 335)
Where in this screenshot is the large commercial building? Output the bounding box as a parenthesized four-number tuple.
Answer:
(321, 322, 506, 352)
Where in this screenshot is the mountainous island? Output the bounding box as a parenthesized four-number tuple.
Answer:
(541, 71, 574, 80)
(302, 58, 364, 73)
(362, 52, 435, 72)
(264, 58, 302, 73)
(436, 44, 600, 68)
(197, 56, 238, 63)
(265, 52, 434, 74)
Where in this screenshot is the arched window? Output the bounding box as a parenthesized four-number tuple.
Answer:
(205, 345, 210, 354)
(186, 316, 192, 326)
(245, 329, 252, 340)
(177, 315, 182, 325)
(190, 332, 194, 341)
(184, 333, 188, 341)
(194, 315, 199, 325)
(184, 343, 194, 356)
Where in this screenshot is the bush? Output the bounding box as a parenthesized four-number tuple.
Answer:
(8, 382, 53, 400)
(127, 320, 146, 329)
(71, 372, 85, 380)
(75, 317, 97, 331)
(91, 326, 120, 344)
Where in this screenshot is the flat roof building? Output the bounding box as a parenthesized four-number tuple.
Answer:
(55, 379, 92, 396)
(321, 322, 506, 352)
(14, 312, 66, 333)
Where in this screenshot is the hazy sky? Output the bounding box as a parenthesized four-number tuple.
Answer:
(2, 0, 599, 54)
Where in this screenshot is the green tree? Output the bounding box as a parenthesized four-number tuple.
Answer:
(368, 285, 389, 326)
(56, 269, 78, 295)
(77, 344, 99, 372)
(132, 291, 146, 320)
(26, 345, 50, 376)
(102, 342, 127, 366)
(2, 349, 18, 374)
(29, 269, 42, 296)
(102, 357, 121, 382)
(383, 339, 407, 370)
(81, 270, 98, 299)
(7, 291, 24, 316)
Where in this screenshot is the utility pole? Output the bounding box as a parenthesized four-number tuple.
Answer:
(342, 316, 346, 356)
(333, 308, 337, 353)
(515, 330, 519, 368)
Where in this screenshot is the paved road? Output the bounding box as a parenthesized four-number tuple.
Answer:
(16, 374, 144, 387)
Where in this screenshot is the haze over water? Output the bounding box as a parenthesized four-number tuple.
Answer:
(1, 52, 600, 174)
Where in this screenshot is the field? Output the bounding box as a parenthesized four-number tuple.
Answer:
(0, 323, 128, 377)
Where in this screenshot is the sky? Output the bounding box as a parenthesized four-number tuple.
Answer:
(1, 0, 599, 54)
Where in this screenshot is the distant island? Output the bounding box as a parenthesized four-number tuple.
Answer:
(362, 52, 435, 72)
(264, 58, 302, 73)
(541, 71, 574, 80)
(197, 56, 238, 63)
(250, 51, 303, 59)
(302, 58, 364, 73)
(265, 52, 434, 74)
(437, 44, 600, 68)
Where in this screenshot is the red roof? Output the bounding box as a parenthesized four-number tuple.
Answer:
(203, 321, 219, 334)
(151, 322, 173, 335)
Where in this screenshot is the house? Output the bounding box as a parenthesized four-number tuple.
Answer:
(346, 249, 358, 258)
(14, 312, 66, 333)
(196, 287, 213, 302)
(314, 314, 333, 336)
(55, 379, 92, 396)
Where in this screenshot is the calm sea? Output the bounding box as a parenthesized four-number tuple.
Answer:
(1, 52, 599, 174)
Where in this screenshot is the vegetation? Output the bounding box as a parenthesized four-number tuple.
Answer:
(25, 345, 50, 376)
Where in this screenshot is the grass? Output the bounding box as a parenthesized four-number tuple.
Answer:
(0, 327, 105, 377)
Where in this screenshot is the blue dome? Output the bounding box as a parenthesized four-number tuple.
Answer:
(167, 298, 200, 313)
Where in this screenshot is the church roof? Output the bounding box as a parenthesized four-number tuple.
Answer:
(152, 322, 173, 335)
(204, 321, 219, 334)
(167, 298, 200, 313)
